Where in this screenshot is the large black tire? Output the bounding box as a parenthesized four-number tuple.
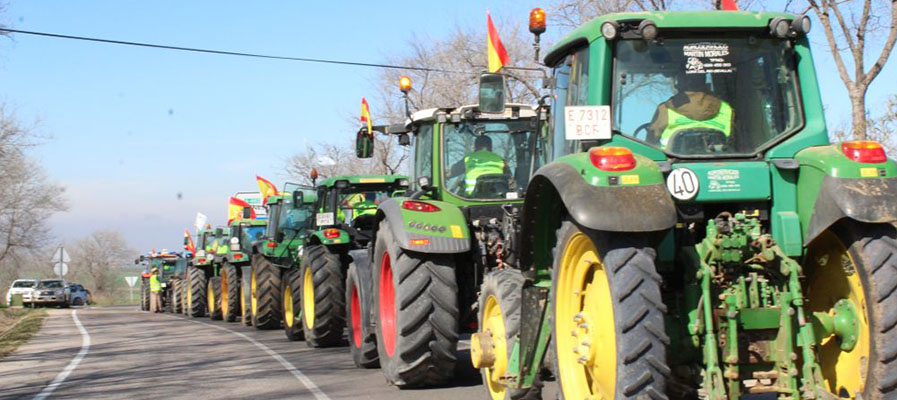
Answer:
(221, 264, 241, 323)
(241, 272, 252, 326)
(373, 221, 458, 387)
(181, 280, 189, 316)
(251, 255, 282, 330)
(476, 268, 541, 400)
(169, 280, 181, 314)
(140, 278, 150, 311)
(300, 245, 347, 347)
(282, 268, 304, 341)
(346, 262, 379, 368)
(187, 265, 207, 318)
(551, 221, 669, 400)
(804, 221, 897, 399)
(208, 277, 223, 320)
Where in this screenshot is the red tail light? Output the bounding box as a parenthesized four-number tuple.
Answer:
(409, 238, 430, 246)
(324, 228, 341, 239)
(197, 258, 206, 263)
(402, 200, 441, 212)
(266, 242, 277, 248)
(842, 140, 887, 164)
(589, 146, 636, 171)
(234, 254, 243, 260)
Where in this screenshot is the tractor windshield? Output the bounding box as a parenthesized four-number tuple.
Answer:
(443, 120, 538, 200)
(335, 190, 390, 224)
(277, 199, 313, 234)
(242, 226, 266, 244)
(613, 36, 802, 156)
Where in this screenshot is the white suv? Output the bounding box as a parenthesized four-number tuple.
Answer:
(6, 279, 38, 306)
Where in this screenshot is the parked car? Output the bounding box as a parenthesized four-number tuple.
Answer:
(65, 283, 91, 306)
(31, 279, 69, 307)
(6, 279, 38, 306)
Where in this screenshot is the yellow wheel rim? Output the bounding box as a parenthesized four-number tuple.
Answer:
(284, 283, 294, 328)
(303, 266, 315, 330)
(251, 266, 258, 316)
(187, 275, 192, 310)
(806, 231, 870, 397)
(221, 271, 229, 317)
(207, 281, 216, 314)
(482, 295, 509, 400)
(556, 231, 616, 400)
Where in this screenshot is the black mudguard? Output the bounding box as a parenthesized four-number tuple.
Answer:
(805, 175, 897, 245)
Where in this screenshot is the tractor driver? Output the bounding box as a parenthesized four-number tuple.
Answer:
(648, 72, 734, 148)
(448, 135, 510, 196)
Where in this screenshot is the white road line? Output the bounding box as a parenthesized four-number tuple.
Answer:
(33, 310, 91, 400)
(166, 314, 330, 400)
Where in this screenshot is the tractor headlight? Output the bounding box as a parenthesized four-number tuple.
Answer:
(230, 237, 240, 251)
(601, 21, 620, 40)
(161, 282, 167, 288)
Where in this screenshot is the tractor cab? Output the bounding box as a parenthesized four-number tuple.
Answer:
(311, 175, 409, 246)
(259, 182, 316, 262)
(147, 251, 185, 281)
(193, 228, 216, 266)
(229, 218, 267, 256)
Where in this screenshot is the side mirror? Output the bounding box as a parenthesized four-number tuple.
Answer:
(293, 190, 303, 205)
(139, 255, 146, 263)
(215, 228, 223, 236)
(397, 133, 410, 146)
(356, 127, 374, 159)
(183, 236, 189, 245)
(242, 206, 252, 219)
(479, 73, 506, 114)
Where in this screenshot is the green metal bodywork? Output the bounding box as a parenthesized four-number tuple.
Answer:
(259, 194, 314, 264)
(226, 218, 267, 266)
(502, 9, 897, 398)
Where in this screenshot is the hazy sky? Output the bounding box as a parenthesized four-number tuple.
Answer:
(1, 1, 894, 254)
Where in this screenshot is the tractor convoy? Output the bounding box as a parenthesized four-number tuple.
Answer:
(138, 7, 897, 400)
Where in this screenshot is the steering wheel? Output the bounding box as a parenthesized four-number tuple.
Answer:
(633, 122, 653, 141)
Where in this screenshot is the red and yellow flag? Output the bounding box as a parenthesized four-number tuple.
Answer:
(487, 12, 510, 73)
(361, 97, 373, 135)
(256, 175, 279, 204)
(228, 197, 256, 225)
(720, 0, 738, 10)
(184, 229, 196, 254)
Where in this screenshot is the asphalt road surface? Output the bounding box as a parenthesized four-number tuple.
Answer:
(0, 306, 528, 400)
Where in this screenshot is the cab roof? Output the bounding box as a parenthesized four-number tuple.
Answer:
(545, 10, 796, 65)
(317, 175, 409, 188)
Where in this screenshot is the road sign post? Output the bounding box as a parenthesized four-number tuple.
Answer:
(51, 246, 71, 279)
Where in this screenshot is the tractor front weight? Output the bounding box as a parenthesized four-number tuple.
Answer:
(690, 212, 845, 399)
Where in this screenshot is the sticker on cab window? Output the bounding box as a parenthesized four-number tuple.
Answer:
(683, 42, 733, 74)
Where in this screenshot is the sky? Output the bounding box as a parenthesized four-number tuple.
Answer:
(1, 1, 895, 254)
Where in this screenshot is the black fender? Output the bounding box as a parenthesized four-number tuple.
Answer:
(805, 175, 897, 245)
(376, 198, 471, 254)
(518, 162, 676, 272)
(347, 249, 375, 329)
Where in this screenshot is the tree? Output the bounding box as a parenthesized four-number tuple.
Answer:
(284, 138, 406, 185)
(68, 230, 134, 294)
(800, 0, 897, 139)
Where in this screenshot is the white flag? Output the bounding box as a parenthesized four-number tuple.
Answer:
(194, 212, 208, 230)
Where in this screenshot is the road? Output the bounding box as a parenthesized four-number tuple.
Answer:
(0, 306, 509, 400)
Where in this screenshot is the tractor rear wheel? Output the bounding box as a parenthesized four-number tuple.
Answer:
(282, 268, 304, 341)
(241, 273, 252, 326)
(300, 245, 347, 347)
(251, 255, 282, 330)
(804, 221, 897, 399)
(170, 280, 181, 313)
(208, 277, 222, 320)
(140, 278, 149, 311)
(474, 268, 540, 400)
(221, 264, 240, 322)
(346, 263, 378, 368)
(551, 221, 669, 400)
(373, 221, 458, 387)
(187, 265, 206, 318)
(181, 281, 189, 315)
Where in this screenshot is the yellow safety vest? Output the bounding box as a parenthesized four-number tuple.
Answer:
(660, 101, 733, 147)
(464, 150, 505, 195)
(150, 275, 162, 292)
(354, 200, 377, 217)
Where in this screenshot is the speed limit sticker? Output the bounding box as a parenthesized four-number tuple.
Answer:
(666, 168, 699, 200)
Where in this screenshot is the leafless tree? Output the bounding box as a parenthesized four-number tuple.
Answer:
(284, 137, 406, 185)
(797, 0, 897, 139)
(68, 230, 134, 294)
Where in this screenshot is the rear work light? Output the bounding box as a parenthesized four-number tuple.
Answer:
(402, 200, 441, 212)
(842, 140, 887, 164)
(323, 228, 341, 239)
(589, 146, 636, 171)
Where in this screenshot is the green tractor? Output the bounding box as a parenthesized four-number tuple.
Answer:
(203, 218, 268, 324)
(137, 251, 186, 313)
(352, 82, 546, 384)
(248, 183, 316, 337)
(298, 175, 409, 348)
(459, 9, 897, 400)
(184, 227, 216, 318)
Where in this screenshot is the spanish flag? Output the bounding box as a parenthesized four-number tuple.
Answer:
(228, 196, 256, 225)
(256, 175, 279, 204)
(487, 12, 510, 73)
(184, 229, 196, 254)
(361, 98, 373, 136)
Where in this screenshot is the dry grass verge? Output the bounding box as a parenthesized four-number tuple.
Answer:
(0, 308, 48, 359)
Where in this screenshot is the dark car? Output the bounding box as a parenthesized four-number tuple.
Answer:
(66, 283, 91, 306)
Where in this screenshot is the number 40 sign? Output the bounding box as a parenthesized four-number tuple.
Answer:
(564, 105, 612, 141)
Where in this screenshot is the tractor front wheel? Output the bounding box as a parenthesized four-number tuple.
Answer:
(805, 221, 897, 399)
(140, 278, 149, 311)
(346, 263, 378, 368)
(300, 245, 347, 347)
(187, 265, 206, 318)
(551, 221, 669, 400)
(282, 268, 304, 341)
(241, 273, 252, 326)
(250, 255, 282, 330)
(208, 277, 222, 320)
(373, 221, 458, 387)
(221, 264, 240, 322)
(474, 268, 540, 400)
(170, 280, 181, 313)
